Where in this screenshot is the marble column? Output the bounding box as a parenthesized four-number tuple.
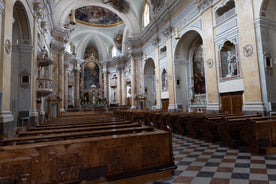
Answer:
(165, 33, 177, 111)
(74, 63, 80, 108)
(117, 63, 122, 105)
(58, 52, 65, 112)
(154, 48, 161, 109)
(102, 63, 109, 103)
(64, 64, 69, 110)
(130, 57, 136, 109)
(0, 0, 13, 135)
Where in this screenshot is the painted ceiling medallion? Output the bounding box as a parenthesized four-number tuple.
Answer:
(75, 6, 123, 27)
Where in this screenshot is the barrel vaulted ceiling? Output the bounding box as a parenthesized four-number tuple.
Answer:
(53, 0, 145, 61)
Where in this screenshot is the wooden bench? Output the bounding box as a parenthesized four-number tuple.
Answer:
(241, 116, 276, 154)
(3, 126, 154, 145)
(0, 130, 175, 183)
(217, 114, 262, 148)
(18, 123, 141, 137)
(27, 121, 132, 131)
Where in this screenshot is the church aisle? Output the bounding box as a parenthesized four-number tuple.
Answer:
(148, 134, 276, 184)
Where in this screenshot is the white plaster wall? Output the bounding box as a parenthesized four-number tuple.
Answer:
(218, 79, 244, 93)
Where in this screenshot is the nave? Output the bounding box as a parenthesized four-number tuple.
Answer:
(149, 134, 276, 184)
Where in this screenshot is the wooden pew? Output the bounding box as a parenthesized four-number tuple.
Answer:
(241, 116, 276, 154)
(3, 126, 154, 145)
(18, 123, 141, 137)
(34, 118, 126, 128)
(168, 113, 189, 135)
(27, 121, 132, 131)
(0, 130, 175, 183)
(217, 114, 262, 148)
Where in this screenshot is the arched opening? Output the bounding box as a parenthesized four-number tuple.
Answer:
(11, 1, 32, 125)
(144, 58, 156, 110)
(174, 31, 206, 112)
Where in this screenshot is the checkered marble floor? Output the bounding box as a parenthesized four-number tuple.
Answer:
(147, 134, 276, 184)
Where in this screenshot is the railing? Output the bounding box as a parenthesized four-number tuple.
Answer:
(37, 78, 55, 96)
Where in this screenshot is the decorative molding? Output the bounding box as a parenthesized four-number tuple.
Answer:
(151, 37, 160, 47)
(195, 0, 213, 11)
(4, 39, 11, 54)
(20, 68, 30, 89)
(50, 40, 65, 54)
(51, 27, 70, 44)
(206, 58, 214, 68)
(162, 26, 173, 37)
(33, 1, 44, 19)
(243, 44, 253, 57)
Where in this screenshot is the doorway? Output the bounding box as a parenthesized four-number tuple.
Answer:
(220, 91, 243, 114)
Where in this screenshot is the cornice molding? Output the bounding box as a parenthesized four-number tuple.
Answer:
(50, 40, 65, 54)
(130, 50, 143, 61)
(51, 27, 70, 44)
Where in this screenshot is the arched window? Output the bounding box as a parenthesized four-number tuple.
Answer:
(111, 46, 117, 57)
(215, 0, 235, 25)
(143, 2, 150, 27)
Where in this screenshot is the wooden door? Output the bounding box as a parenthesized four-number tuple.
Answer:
(162, 99, 169, 112)
(220, 91, 243, 114)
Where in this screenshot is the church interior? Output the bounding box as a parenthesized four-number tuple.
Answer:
(0, 0, 276, 183)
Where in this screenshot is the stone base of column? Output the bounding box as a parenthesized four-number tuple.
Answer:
(39, 110, 45, 124)
(206, 103, 220, 113)
(0, 111, 14, 137)
(168, 104, 178, 112)
(243, 102, 266, 115)
(60, 107, 65, 113)
(31, 111, 39, 124)
(152, 105, 161, 110)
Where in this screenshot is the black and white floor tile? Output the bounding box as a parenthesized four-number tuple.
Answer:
(147, 134, 276, 184)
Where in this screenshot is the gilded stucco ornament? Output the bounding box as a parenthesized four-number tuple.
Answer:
(243, 44, 253, 57)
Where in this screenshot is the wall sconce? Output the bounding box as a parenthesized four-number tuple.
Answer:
(175, 28, 180, 40)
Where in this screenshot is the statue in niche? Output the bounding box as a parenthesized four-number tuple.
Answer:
(161, 69, 168, 91)
(226, 51, 237, 77)
(219, 41, 239, 79)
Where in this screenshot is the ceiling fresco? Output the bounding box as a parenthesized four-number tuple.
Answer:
(75, 6, 124, 27)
